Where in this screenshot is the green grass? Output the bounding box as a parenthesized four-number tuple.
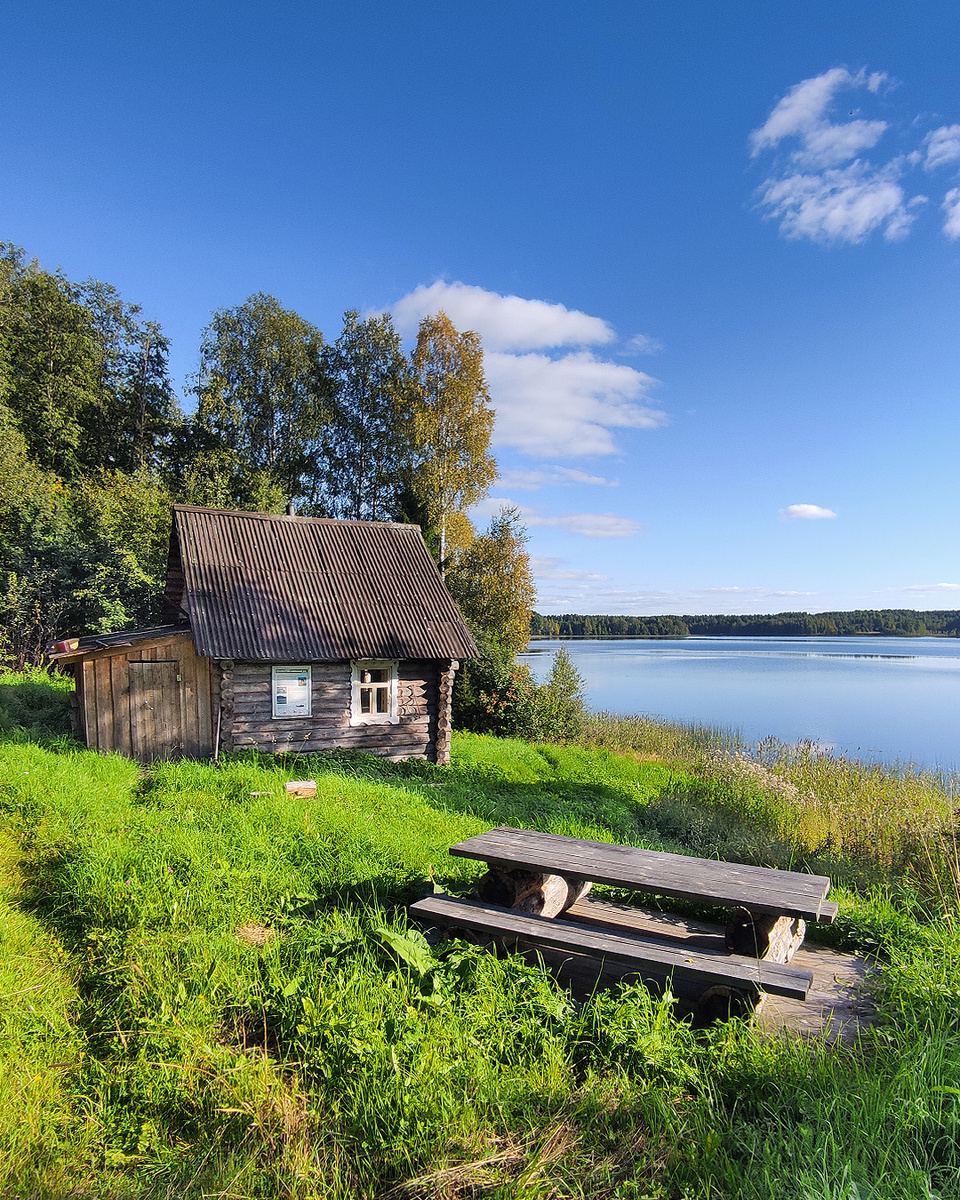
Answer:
(0, 673, 958, 1198)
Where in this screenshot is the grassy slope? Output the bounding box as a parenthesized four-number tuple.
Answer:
(0, 671, 958, 1199)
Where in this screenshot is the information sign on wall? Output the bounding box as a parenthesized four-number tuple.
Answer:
(272, 666, 312, 718)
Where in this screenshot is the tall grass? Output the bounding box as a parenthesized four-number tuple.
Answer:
(0, 674, 958, 1197)
(581, 711, 960, 911)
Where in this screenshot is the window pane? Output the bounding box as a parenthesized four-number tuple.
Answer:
(369, 668, 388, 683)
(360, 687, 372, 713)
(376, 686, 389, 713)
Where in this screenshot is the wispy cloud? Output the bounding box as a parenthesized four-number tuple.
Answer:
(746, 67, 960, 244)
(528, 512, 643, 538)
(750, 68, 888, 168)
(779, 503, 838, 520)
(924, 125, 960, 171)
(757, 161, 920, 245)
(619, 333, 663, 356)
(531, 580, 821, 614)
(498, 466, 619, 490)
(899, 582, 960, 593)
(943, 188, 960, 239)
(530, 556, 609, 582)
(392, 280, 613, 351)
(392, 281, 667, 459)
(475, 497, 642, 538)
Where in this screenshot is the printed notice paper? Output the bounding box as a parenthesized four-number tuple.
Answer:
(272, 666, 312, 718)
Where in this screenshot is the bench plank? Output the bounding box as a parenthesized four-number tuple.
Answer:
(411, 895, 814, 1000)
(450, 827, 838, 923)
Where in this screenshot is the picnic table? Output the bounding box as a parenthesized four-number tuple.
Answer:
(410, 826, 839, 1013)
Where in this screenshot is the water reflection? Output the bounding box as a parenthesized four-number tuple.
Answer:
(519, 636, 960, 770)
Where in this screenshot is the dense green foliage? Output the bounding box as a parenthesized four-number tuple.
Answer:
(0, 671, 959, 1198)
(453, 639, 586, 742)
(532, 608, 960, 638)
(1, 237, 532, 666)
(447, 506, 536, 655)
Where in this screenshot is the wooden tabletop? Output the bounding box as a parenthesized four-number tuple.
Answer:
(449, 826, 838, 923)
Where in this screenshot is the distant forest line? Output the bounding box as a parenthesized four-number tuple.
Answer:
(529, 609, 960, 638)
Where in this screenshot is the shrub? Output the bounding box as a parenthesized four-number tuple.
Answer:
(533, 646, 586, 741)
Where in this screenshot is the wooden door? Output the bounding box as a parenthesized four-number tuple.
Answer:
(129, 661, 185, 760)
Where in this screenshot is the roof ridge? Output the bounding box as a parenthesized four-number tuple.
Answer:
(173, 504, 419, 531)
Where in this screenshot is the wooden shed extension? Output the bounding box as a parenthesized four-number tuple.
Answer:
(64, 625, 215, 759)
(50, 506, 478, 765)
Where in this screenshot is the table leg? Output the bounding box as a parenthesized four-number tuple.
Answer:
(725, 912, 806, 962)
(476, 866, 592, 917)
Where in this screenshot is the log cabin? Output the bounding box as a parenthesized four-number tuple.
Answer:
(47, 505, 477, 764)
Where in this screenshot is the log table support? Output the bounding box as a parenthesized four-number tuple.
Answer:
(725, 911, 807, 964)
(476, 866, 592, 918)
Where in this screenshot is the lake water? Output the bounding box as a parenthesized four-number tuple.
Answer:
(518, 637, 960, 772)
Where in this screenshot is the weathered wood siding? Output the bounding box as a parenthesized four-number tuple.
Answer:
(77, 633, 214, 761)
(222, 659, 442, 761)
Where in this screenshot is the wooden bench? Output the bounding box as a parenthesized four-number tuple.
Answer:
(410, 826, 839, 1012)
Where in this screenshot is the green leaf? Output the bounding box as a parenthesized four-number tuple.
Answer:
(373, 926, 435, 975)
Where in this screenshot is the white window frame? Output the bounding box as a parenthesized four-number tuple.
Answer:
(350, 659, 399, 725)
(272, 665, 312, 719)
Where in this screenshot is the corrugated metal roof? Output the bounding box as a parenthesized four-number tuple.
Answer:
(166, 506, 478, 662)
(47, 625, 191, 661)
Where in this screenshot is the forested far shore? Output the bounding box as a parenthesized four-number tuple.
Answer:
(530, 609, 960, 638)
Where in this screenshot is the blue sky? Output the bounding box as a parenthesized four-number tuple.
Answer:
(3, 1, 959, 615)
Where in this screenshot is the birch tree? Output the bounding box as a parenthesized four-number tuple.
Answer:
(407, 311, 496, 572)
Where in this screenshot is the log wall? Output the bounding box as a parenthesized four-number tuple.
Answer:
(223, 659, 443, 761)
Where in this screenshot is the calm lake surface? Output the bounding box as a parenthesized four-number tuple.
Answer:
(518, 637, 960, 772)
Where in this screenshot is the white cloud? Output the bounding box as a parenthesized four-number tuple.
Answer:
(528, 512, 643, 538)
(750, 68, 888, 168)
(391, 281, 668, 458)
(485, 349, 666, 457)
(620, 333, 663, 356)
(924, 125, 960, 171)
(391, 280, 613, 351)
(942, 188, 960, 239)
(900, 582, 960, 593)
(751, 68, 853, 153)
(747, 67, 956, 244)
(779, 503, 838, 520)
(531, 581, 822, 615)
(757, 161, 919, 244)
(798, 119, 888, 169)
(498, 466, 619, 490)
